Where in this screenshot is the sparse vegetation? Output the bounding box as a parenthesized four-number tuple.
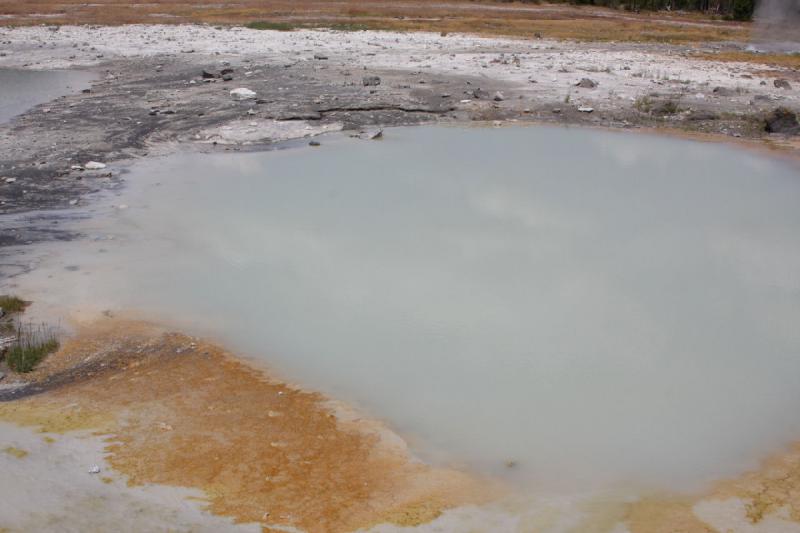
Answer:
(5, 322, 60, 373)
(245, 21, 300, 31)
(0, 0, 748, 44)
(656, 100, 680, 115)
(634, 95, 654, 113)
(0, 295, 28, 314)
(634, 96, 680, 116)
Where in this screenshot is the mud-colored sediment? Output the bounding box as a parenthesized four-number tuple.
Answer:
(0, 319, 493, 532)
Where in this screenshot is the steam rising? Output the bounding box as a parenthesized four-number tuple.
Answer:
(752, 0, 800, 52)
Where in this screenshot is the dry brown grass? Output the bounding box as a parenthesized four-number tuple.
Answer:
(0, 0, 748, 44)
(694, 50, 800, 70)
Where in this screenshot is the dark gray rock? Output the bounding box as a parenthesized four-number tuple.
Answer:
(575, 78, 598, 89)
(774, 79, 793, 90)
(363, 76, 381, 87)
(765, 107, 800, 134)
(201, 69, 216, 79)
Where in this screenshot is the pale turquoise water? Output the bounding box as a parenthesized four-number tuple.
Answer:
(0, 68, 95, 123)
(11, 125, 800, 493)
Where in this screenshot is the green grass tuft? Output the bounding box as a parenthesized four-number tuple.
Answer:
(5, 323, 60, 373)
(246, 20, 300, 31)
(0, 295, 28, 314)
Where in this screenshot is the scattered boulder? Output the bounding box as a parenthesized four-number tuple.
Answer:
(220, 68, 234, 76)
(230, 88, 257, 100)
(309, 140, 321, 147)
(575, 78, 598, 89)
(313, 53, 328, 60)
(578, 106, 595, 113)
(493, 91, 505, 102)
(201, 69, 216, 79)
(774, 79, 793, 90)
(363, 76, 381, 87)
(358, 129, 383, 140)
(84, 161, 106, 170)
(765, 107, 800, 134)
(471, 88, 490, 99)
(222, 74, 233, 82)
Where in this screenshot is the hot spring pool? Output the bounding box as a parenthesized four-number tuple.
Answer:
(8, 124, 800, 495)
(0, 68, 96, 123)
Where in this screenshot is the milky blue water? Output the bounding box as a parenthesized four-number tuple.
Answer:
(0, 68, 95, 123)
(12, 125, 800, 494)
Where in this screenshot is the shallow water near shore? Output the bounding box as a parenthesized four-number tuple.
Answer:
(8, 124, 800, 497)
(0, 68, 95, 123)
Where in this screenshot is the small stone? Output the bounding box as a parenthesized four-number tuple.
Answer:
(313, 53, 328, 60)
(575, 78, 598, 89)
(222, 74, 233, 82)
(359, 129, 383, 140)
(362, 76, 381, 87)
(88, 465, 101, 474)
(774, 79, 793, 90)
(493, 91, 505, 102)
(578, 106, 595, 113)
(230, 88, 257, 100)
(84, 161, 106, 170)
(309, 140, 321, 147)
(3, 177, 16, 183)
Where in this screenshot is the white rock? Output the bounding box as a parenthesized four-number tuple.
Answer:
(84, 161, 106, 170)
(230, 88, 256, 100)
(578, 106, 595, 113)
(88, 465, 101, 474)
